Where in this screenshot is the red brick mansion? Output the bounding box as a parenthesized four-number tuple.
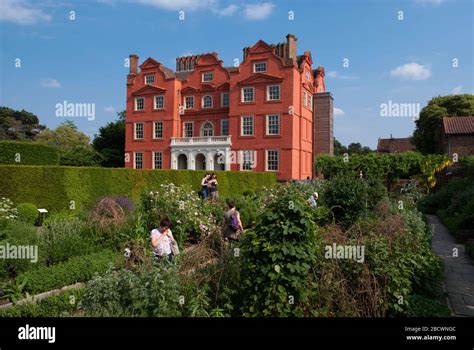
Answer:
(124, 34, 333, 180)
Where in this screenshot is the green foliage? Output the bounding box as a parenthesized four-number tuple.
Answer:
(139, 183, 225, 246)
(413, 94, 474, 154)
(16, 203, 38, 225)
(0, 141, 59, 165)
(38, 217, 98, 266)
(92, 111, 125, 167)
(404, 294, 451, 317)
(80, 264, 213, 317)
(239, 186, 318, 316)
(35, 121, 102, 166)
(0, 165, 276, 212)
(0, 106, 46, 140)
(1, 278, 28, 303)
(17, 250, 117, 294)
(0, 221, 40, 278)
(0, 289, 85, 317)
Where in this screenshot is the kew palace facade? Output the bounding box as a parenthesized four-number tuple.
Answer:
(125, 34, 334, 180)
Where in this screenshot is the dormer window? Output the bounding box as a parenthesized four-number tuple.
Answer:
(145, 75, 155, 84)
(202, 72, 214, 82)
(254, 61, 267, 73)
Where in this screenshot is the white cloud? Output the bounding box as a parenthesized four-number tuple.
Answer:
(414, 0, 445, 5)
(326, 71, 358, 80)
(243, 2, 275, 20)
(41, 78, 61, 88)
(213, 4, 238, 16)
(104, 106, 116, 113)
(0, 0, 51, 25)
(334, 107, 345, 117)
(134, 0, 216, 11)
(390, 63, 431, 80)
(452, 85, 463, 94)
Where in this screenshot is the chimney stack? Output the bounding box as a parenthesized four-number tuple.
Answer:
(286, 34, 297, 65)
(314, 67, 326, 93)
(129, 54, 139, 75)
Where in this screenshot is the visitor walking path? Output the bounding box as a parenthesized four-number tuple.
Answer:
(427, 215, 474, 317)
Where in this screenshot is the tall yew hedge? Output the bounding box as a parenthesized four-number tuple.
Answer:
(0, 165, 277, 212)
(0, 141, 59, 165)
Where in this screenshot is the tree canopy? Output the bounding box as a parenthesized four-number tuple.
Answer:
(92, 111, 125, 167)
(0, 106, 46, 140)
(413, 94, 474, 154)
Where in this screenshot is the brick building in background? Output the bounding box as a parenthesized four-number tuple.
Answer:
(125, 34, 333, 180)
(442, 116, 474, 157)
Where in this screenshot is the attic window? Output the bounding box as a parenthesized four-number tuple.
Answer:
(254, 61, 267, 73)
(145, 75, 155, 84)
(202, 72, 214, 82)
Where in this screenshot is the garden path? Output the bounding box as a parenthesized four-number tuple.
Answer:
(427, 215, 474, 317)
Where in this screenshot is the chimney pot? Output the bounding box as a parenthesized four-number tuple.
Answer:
(129, 54, 139, 75)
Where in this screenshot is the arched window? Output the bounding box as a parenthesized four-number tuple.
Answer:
(201, 121, 214, 136)
(202, 95, 213, 108)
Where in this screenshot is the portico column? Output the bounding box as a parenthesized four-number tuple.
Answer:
(224, 148, 231, 171)
(206, 151, 214, 171)
(171, 151, 178, 170)
(188, 151, 195, 170)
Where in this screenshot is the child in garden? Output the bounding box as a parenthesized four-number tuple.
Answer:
(150, 218, 178, 262)
(223, 201, 243, 241)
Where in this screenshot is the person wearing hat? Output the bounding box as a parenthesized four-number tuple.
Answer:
(308, 192, 318, 208)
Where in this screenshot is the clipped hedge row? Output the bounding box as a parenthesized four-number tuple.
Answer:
(0, 289, 84, 317)
(0, 141, 59, 165)
(0, 165, 277, 212)
(17, 250, 117, 294)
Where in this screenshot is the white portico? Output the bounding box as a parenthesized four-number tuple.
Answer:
(170, 136, 232, 171)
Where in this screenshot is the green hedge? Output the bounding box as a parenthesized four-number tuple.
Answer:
(0, 141, 59, 165)
(0, 166, 277, 212)
(17, 250, 117, 294)
(0, 289, 84, 317)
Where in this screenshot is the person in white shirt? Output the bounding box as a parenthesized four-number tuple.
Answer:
(151, 218, 175, 262)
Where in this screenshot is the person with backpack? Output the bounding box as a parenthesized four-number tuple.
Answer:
(209, 173, 219, 201)
(223, 201, 243, 241)
(201, 173, 210, 200)
(150, 218, 179, 263)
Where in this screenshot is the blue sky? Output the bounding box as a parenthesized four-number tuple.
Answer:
(0, 0, 472, 148)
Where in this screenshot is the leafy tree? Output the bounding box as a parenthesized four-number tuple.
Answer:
(334, 138, 347, 156)
(0, 106, 46, 140)
(347, 142, 372, 155)
(413, 94, 474, 154)
(35, 121, 101, 166)
(92, 111, 125, 167)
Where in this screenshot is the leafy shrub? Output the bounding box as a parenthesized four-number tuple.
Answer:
(0, 141, 59, 165)
(114, 196, 134, 212)
(0, 289, 84, 317)
(16, 203, 38, 225)
(0, 197, 18, 226)
(38, 217, 97, 266)
(0, 221, 41, 278)
(140, 183, 225, 246)
(81, 263, 213, 317)
(17, 250, 117, 294)
(239, 186, 318, 316)
(404, 294, 451, 317)
(88, 197, 125, 229)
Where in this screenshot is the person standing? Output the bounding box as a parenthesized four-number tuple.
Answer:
(209, 173, 218, 201)
(223, 201, 243, 241)
(308, 192, 318, 208)
(150, 218, 176, 263)
(201, 173, 210, 200)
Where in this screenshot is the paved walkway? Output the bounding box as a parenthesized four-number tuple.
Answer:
(427, 215, 474, 317)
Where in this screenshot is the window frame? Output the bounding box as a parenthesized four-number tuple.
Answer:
(202, 95, 213, 109)
(183, 121, 194, 138)
(134, 152, 144, 169)
(154, 95, 164, 110)
(266, 114, 280, 135)
(135, 97, 145, 111)
(241, 115, 254, 136)
(221, 92, 230, 107)
(265, 149, 279, 172)
(253, 61, 267, 73)
(241, 87, 255, 103)
(266, 85, 281, 101)
(145, 75, 155, 85)
(153, 121, 163, 139)
(153, 151, 163, 169)
(184, 96, 194, 109)
(240, 150, 256, 171)
(134, 122, 144, 140)
(202, 71, 214, 82)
